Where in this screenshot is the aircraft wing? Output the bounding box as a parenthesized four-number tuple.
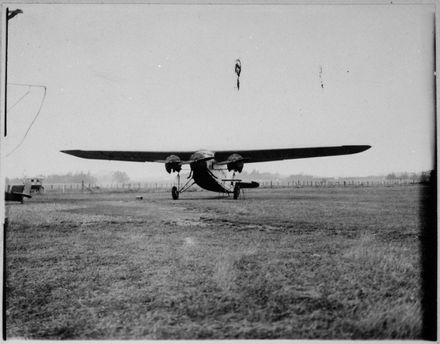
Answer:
(214, 145, 371, 163)
(61, 145, 370, 164)
(60, 150, 195, 163)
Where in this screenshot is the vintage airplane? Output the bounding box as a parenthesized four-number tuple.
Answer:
(61, 145, 370, 199)
(5, 182, 32, 203)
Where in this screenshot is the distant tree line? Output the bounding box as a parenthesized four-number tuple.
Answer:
(5, 169, 434, 186)
(241, 170, 435, 183)
(6, 171, 130, 185)
(44, 172, 97, 184)
(385, 171, 433, 183)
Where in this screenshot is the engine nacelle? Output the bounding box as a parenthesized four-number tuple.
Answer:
(226, 153, 244, 173)
(165, 155, 182, 174)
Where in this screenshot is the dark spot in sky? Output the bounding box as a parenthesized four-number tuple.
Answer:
(319, 65, 324, 89)
(235, 59, 241, 90)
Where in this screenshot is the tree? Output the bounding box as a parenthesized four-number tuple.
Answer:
(112, 171, 130, 184)
(420, 171, 431, 184)
(399, 172, 409, 180)
(386, 172, 397, 180)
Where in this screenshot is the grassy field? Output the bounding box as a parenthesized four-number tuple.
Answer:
(4, 185, 427, 339)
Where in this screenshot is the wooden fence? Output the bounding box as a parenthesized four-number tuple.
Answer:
(39, 179, 421, 194)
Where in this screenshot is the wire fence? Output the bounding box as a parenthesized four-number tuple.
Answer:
(36, 179, 422, 194)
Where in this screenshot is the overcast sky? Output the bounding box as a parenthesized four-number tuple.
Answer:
(2, 3, 435, 180)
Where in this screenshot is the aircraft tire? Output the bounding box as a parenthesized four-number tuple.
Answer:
(233, 184, 240, 200)
(172, 186, 179, 200)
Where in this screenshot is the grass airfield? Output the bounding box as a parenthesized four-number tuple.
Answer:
(5, 185, 425, 339)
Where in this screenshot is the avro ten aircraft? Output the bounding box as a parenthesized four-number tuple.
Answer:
(61, 145, 370, 200)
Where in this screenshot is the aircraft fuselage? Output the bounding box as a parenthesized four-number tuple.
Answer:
(190, 150, 240, 193)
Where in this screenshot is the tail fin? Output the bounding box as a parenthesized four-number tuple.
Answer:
(23, 182, 32, 196)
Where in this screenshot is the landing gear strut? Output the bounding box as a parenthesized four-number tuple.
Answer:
(171, 172, 195, 200)
(233, 183, 240, 200)
(171, 186, 179, 200)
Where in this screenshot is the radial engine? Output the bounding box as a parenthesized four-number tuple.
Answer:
(226, 153, 244, 173)
(165, 155, 182, 174)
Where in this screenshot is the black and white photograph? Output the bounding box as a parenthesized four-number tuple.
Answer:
(1, 0, 437, 340)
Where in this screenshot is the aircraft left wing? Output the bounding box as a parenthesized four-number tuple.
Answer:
(214, 145, 371, 163)
(61, 150, 195, 163)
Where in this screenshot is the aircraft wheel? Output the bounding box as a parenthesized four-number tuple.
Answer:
(171, 186, 179, 200)
(233, 184, 240, 200)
